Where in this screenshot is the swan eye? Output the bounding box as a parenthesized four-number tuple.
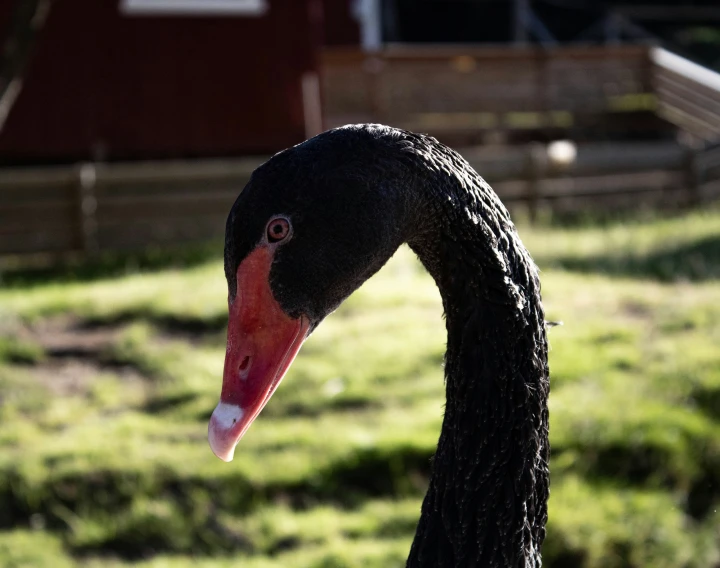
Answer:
(266, 217, 291, 243)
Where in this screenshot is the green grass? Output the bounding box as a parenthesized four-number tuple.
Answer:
(0, 207, 719, 567)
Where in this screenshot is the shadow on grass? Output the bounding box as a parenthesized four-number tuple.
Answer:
(80, 311, 228, 335)
(2, 435, 716, 559)
(0, 242, 223, 288)
(0, 445, 433, 559)
(546, 234, 720, 282)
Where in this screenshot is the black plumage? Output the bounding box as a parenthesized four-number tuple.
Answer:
(224, 124, 550, 567)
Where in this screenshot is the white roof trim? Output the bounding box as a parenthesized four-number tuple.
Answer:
(651, 47, 720, 94)
(120, 0, 268, 17)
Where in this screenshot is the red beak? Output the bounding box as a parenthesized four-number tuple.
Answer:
(208, 246, 309, 462)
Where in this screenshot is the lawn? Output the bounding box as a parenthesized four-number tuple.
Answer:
(0, 207, 719, 567)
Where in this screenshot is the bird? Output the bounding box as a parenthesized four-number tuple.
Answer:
(207, 124, 550, 567)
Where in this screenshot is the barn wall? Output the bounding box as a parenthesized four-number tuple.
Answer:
(0, 0, 320, 163)
(321, 0, 360, 46)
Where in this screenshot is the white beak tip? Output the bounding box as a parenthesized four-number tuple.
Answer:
(213, 446, 236, 463)
(208, 402, 244, 462)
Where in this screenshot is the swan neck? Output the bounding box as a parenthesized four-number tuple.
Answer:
(404, 148, 550, 567)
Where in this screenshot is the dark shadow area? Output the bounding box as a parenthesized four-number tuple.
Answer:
(551, 440, 720, 522)
(0, 446, 433, 560)
(692, 384, 720, 420)
(0, 242, 223, 288)
(79, 312, 228, 336)
(545, 234, 720, 282)
(2, 434, 715, 560)
(251, 394, 381, 420)
(247, 446, 434, 521)
(142, 392, 200, 415)
(687, 472, 720, 520)
(541, 533, 588, 568)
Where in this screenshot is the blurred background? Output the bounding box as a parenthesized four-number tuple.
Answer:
(0, 0, 719, 566)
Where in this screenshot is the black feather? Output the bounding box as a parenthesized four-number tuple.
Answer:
(225, 124, 550, 567)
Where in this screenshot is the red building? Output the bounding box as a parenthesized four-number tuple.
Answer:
(0, 0, 328, 164)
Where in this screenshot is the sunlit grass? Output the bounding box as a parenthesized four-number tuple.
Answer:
(0, 208, 719, 566)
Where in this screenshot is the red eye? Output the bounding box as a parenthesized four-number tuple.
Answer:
(267, 217, 290, 243)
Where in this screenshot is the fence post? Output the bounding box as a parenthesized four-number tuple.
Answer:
(525, 143, 547, 223)
(684, 147, 701, 207)
(74, 162, 99, 254)
(365, 54, 384, 123)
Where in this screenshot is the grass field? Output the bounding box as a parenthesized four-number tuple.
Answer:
(0, 207, 719, 567)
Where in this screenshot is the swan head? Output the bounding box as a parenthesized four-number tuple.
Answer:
(209, 125, 411, 461)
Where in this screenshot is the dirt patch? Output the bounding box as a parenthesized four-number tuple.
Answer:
(76, 314, 225, 347)
(17, 317, 147, 396)
(5, 314, 215, 397)
(620, 300, 653, 320)
(31, 359, 144, 397)
(33, 316, 119, 359)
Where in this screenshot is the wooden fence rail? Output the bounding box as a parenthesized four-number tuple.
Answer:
(321, 45, 720, 144)
(321, 45, 655, 142)
(0, 158, 263, 258)
(1, 142, 718, 259)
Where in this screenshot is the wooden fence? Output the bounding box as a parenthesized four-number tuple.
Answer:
(4, 44, 720, 260)
(0, 159, 263, 258)
(321, 44, 655, 141)
(321, 45, 720, 144)
(2, 142, 719, 258)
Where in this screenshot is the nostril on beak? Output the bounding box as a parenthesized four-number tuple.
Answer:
(238, 355, 251, 378)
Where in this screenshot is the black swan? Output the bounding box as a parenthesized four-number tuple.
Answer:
(208, 124, 550, 567)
